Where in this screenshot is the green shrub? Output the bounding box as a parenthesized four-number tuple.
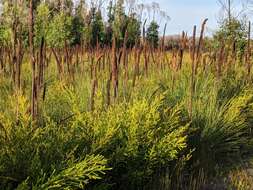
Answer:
(189, 89, 253, 179)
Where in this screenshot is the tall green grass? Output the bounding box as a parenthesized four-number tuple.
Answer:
(1, 56, 253, 189)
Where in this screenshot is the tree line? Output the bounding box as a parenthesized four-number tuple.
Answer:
(0, 0, 170, 119)
(0, 0, 166, 51)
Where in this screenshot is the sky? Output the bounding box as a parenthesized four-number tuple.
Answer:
(139, 0, 222, 36)
(78, 0, 250, 36)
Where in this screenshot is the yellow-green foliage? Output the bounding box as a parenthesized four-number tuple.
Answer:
(67, 95, 189, 187)
(227, 169, 253, 190)
(43, 82, 75, 122)
(37, 155, 110, 190)
(0, 88, 189, 189)
(2, 51, 253, 189)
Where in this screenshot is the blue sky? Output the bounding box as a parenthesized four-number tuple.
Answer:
(97, 0, 248, 36)
(140, 0, 221, 36)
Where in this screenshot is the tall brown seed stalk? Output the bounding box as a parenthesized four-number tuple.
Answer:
(195, 18, 208, 74)
(29, 0, 38, 121)
(189, 25, 196, 119)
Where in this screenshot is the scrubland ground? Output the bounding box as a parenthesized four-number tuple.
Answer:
(1, 49, 253, 190)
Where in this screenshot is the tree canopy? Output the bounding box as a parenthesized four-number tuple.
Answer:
(0, 0, 170, 49)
